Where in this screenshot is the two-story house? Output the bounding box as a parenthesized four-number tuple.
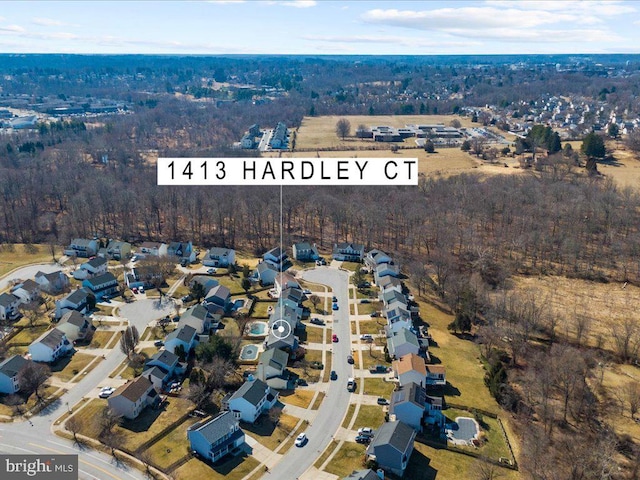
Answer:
(393, 353, 427, 388)
(64, 238, 99, 258)
(364, 249, 393, 270)
(263, 246, 289, 271)
(103, 240, 132, 260)
(0, 293, 20, 321)
(0, 355, 29, 394)
(254, 262, 278, 286)
(204, 285, 231, 311)
(389, 382, 427, 431)
(273, 273, 300, 298)
(138, 242, 168, 257)
(55, 289, 92, 319)
(28, 328, 73, 363)
(34, 270, 69, 294)
(164, 325, 198, 355)
(82, 272, 118, 301)
(187, 411, 245, 463)
(386, 328, 421, 360)
(332, 242, 364, 262)
(256, 347, 292, 390)
(203, 247, 235, 268)
(366, 421, 416, 477)
(73, 256, 108, 280)
(10, 279, 41, 305)
(292, 242, 319, 262)
(108, 376, 160, 420)
(56, 311, 96, 344)
(223, 378, 278, 424)
(167, 241, 196, 264)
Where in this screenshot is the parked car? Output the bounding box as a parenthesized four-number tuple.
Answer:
(332, 303, 339, 311)
(358, 427, 374, 436)
(347, 354, 354, 364)
(332, 296, 338, 302)
(355, 435, 371, 444)
(347, 377, 356, 392)
(360, 334, 374, 342)
(357, 282, 371, 288)
(332, 334, 338, 342)
(377, 397, 389, 405)
(310, 317, 325, 326)
(296, 378, 308, 386)
(303, 289, 311, 295)
(369, 365, 390, 374)
(207, 267, 217, 274)
(330, 370, 337, 380)
(154, 340, 164, 347)
(181, 295, 192, 302)
(295, 433, 307, 447)
(131, 287, 138, 294)
(370, 312, 379, 317)
(99, 387, 115, 398)
(138, 286, 144, 293)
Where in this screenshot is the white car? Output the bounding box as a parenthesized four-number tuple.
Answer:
(99, 387, 115, 398)
(358, 427, 374, 436)
(295, 432, 307, 447)
(207, 268, 217, 274)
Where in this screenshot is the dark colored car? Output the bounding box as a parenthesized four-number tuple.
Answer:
(377, 397, 389, 405)
(347, 354, 354, 364)
(310, 317, 325, 325)
(355, 435, 371, 444)
(330, 370, 337, 380)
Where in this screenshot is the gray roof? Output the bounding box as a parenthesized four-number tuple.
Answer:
(17, 279, 39, 293)
(149, 349, 179, 367)
(259, 348, 288, 370)
(383, 290, 407, 306)
(367, 420, 416, 454)
(112, 376, 153, 402)
(59, 310, 88, 328)
(390, 382, 426, 414)
(257, 262, 277, 274)
(71, 238, 94, 247)
(36, 270, 65, 283)
(143, 365, 168, 380)
(0, 355, 28, 378)
(343, 470, 380, 480)
(66, 288, 90, 305)
(208, 247, 233, 257)
(229, 378, 272, 407)
(34, 328, 67, 349)
(378, 276, 401, 290)
(0, 292, 17, 308)
(84, 272, 117, 288)
(85, 256, 107, 269)
(189, 410, 240, 444)
(206, 285, 230, 302)
(388, 328, 420, 351)
(265, 246, 285, 258)
(334, 242, 364, 252)
(166, 325, 197, 343)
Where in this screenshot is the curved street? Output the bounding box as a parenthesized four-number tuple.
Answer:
(267, 266, 352, 480)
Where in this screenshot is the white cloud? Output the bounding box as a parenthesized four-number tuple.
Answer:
(206, 0, 246, 3)
(0, 24, 26, 33)
(302, 34, 480, 49)
(267, 0, 316, 7)
(32, 17, 74, 27)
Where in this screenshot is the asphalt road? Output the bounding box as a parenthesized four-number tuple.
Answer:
(267, 266, 353, 480)
(0, 262, 61, 292)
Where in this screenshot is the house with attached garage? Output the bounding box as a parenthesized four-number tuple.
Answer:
(365, 420, 416, 477)
(0, 355, 30, 394)
(203, 247, 235, 268)
(28, 328, 73, 363)
(263, 246, 289, 271)
(108, 376, 160, 420)
(223, 378, 278, 424)
(55, 289, 92, 319)
(292, 242, 319, 262)
(73, 256, 108, 280)
(332, 242, 365, 262)
(254, 261, 278, 286)
(189, 275, 219, 293)
(389, 382, 427, 431)
(64, 238, 99, 258)
(146, 349, 185, 380)
(138, 242, 168, 257)
(382, 289, 408, 310)
(393, 353, 427, 388)
(56, 310, 96, 343)
(0, 293, 20, 321)
(265, 304, 302, 352)
(374, 263, 400, 285)
(386, 328, 422, 360)
(204, 285, 231, 311)
(178, 304, 214, 334)
(164, 325, 198, 355)
(101, 240, 131, 260)
(256, 347, 293, 390)
(34, 270, 69, 294)
(364, 249, 393, 270)
(377, 275, 402, 295)
(167, 241, 196, 264)
(10, 279, 41, 305)
(82, 272, 119, 301)
(187, 411, 245, 463)
(385, 305, 412, 334)
(274, 272, 300, 298)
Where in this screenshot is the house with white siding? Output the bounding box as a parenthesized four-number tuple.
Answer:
(28, 328, 73, 363)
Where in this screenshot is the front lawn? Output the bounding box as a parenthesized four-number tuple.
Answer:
(324, 442, 367, 477)
(242, 413, 300, 451)
(279, 389, 315, 409)
(174, 455, 260, 480)
(51, 353, 101, 382)
(356, 319, 386, 335)
(305, 326, 324, 344)
(359, 347, 388, 369)
(144, 417, 199, 470)
(362, 378, 396, 399)
(351, 404, 386, 430)
(89, 330, 118, 349)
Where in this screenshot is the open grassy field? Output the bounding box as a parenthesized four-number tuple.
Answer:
(324, 441, 367, 477)
(0, 244, 60, 280)
(144, 417, 199, 470)
(595, 363, 640, 441)
(362, 378, 395, 399)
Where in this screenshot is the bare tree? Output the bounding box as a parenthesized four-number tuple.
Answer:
(186, 380, 210, 409)
(610, 318, 640, 363)
(66, 415, 82, 444)
(472, 458, 503, 480)
(119, 326, 140, 359)
(626, 381, 640, 419)
(99, 407, 123, 436)
(100, 429, 124, 460)
(18, 361, 51, 402)
(309, 294, 320, 312)
(268, 406, 283, 426)
(335, 118, 351, 140)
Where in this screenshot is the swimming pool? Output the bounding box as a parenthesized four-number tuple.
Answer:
(446, 417, 479, 445)
(239, 344, 261, 361)
(248, 321, 268, 336)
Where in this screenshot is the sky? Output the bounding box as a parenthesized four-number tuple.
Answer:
(0, 0, 639, 55)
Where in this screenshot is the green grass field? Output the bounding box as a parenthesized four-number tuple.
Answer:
(324, 442, 367, 477)
(0, 244, 60, 280)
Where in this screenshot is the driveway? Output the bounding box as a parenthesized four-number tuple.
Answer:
(267, 266, 353, 480)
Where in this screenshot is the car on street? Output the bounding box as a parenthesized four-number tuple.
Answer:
(330, 370, 337, 380)
(358, 427, 374, 436)
(332, 296, 337, 302)
(377, 397, 389, 405)
(347, 354, 354, 364)
(347, 377, 356, 392)
(99, 387, 115, 398)
(332, 334, 338, 342)
(207, 267, 217, 274)
(355, 435, 371, 444)
(131, 287, 138, 294)
(310, 317, 325, 326)
(154, 340, 164, 347)
(139, 286, 144, 293)
(332, 303, 339, 310)
(295, 433, 308, 447)
(303, 289, 311, 295)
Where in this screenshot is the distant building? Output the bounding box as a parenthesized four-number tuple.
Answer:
(292, 242, 319, 262)
(0, 293, 20, 321)
(203, 247, 235, 268)
(64, 238, 99, 258)
(332, 242, 364, 262)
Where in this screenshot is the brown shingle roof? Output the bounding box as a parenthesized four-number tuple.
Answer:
(426, 364, 446, 375)
(112, 376, 153, 402)
(393, 353, 427, 376)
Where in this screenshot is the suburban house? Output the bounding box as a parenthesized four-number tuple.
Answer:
(203, 247, 235, 268)
(364, 249, 393, 270)
(343, 470, 383, 480)
(179, 304, 213, 334)
(223, 378, 278, 424)
(204, 285, 231, 311)
(187, 411, 245, 463)
(142, 349, 185, 392)
(138, 242, 168, 257)
(0, 293, 20, 321)
(164, 325, 198, 355)
(254, 262, 278, 286)
(263, 246, 289, 271)
(82, 272, 118, 301)
(64, 238, 99, 258)
(387, 328, 422, 359)
(56, 311, 96, 343)
(382, 290, 409, 310)
(265, 304, 301, 352)
(10, 279, 41, 304)
(55, 289, 92, 319)
(256, 347, 293, 389)
(125, 265, 164, 290)
(292, 242, 319, 262)
(393, 353, 427, 388)
(0, 355, 29, 394)
(73, 256, 108, 280)
(385, 306, 413, 334)
(28, 328, 73, 363)
(274, 272, 300, 298)
(374, 263, 401, 285)
(108, 376, 160, 420)
(426, 365, 446, 386)
(280, 287, 305, 312)
(389, 382, 427, 431)
(102, 240, 131, 260)
(366, 421, 416, 477)
(332, 242, 365, 262)
(167, 241, 196, 263)
(34, 270, 69, 294)
(424, 395, 445, 426)
(189, 275, 219, 293)
(377, 276, 402, 295)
